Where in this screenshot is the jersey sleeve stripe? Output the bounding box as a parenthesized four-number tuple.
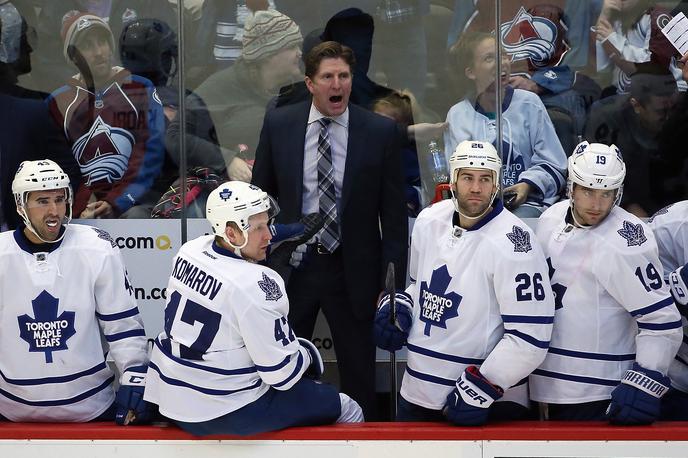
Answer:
(532, 368, 619, 386)
(409, 276, 416, 284)
(104, 329, 146, 342)
(501, 314, 554, 324)
(548, 346, 636, 361)
(504, 329, 550, 349)
(0, 375, 114, 406)
(1, 362, 108, 386)
(149, 362, 262, 396)
(268, 352, 304, 389)
(155, 338, 257, 375)
(539, 163, 565, 190)
(405, 366, 455, 386)
(95, 307, 141, 321)
(407, 343, 484, 365)
(254, 355, 291, 372)
(637, 319, 683, 330)
(630, 297, 675, 317)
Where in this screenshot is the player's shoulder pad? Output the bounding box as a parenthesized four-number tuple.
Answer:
(602, 207, 657, 254)
(648, 201, 688, 228)
(237, 264, 286, 304)
(66, 225, 119, 250)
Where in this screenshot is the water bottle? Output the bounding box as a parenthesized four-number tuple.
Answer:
(428, 141, 449, 184)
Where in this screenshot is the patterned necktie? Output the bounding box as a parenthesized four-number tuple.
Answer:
(316, 118, 340, 252)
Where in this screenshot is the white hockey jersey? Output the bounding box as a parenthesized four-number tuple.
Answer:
(531, 200, 682, 403)
(399, 200, 554, 410)
(0, 225, 148, 422)
(648, 201, 688, 393)
(144, 235, 313, 423)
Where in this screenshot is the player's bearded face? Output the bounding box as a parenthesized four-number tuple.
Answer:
(454, 168, 497, 217)
(24, 189, 68, 243)
(571, 185, 616, 226)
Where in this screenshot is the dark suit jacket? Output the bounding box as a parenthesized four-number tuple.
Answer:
(253, 100, 408, 320)
(0, 93, 80, 229)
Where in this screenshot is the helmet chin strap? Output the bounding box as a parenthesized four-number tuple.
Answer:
(225, 227, 249, 259)
(452, 184, 500, 225)
(19, 206, 72, 244)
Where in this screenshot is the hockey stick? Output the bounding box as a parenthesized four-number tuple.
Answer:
(385, 262, 398, 420)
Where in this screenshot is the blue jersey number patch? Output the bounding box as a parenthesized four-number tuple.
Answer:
(164, 290, 221, 359)
(515, 273, 546, 301)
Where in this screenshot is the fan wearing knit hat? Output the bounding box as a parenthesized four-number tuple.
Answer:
(60, 10, 118, 87)
(185, 6, 303, 183)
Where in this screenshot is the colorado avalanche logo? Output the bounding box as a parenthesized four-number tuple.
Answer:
(617, 221, 647, 247)
(507, 225, 532, 253)
(17, 291, 76, 363)
(258, 272, 282, 301)
(419, 265, 462, 336)
(500, 7, 562, 68)
(72, 115, 135, 186)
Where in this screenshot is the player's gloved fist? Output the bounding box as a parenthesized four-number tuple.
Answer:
(669, 265, 688, 315)
(289, 238, 316, 269)
(269, 221, 306, 245)
(115, 365, 155, 426)
(373, 291, 413, 351)
(443, 366, 503, 426)
(606, 363, 670, 425)
(298, 337, 324, 380)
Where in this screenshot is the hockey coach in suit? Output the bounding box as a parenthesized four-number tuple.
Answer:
(252, 40, 407, 419)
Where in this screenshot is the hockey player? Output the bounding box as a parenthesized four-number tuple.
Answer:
(648, 201, 688, 420)
(530, 141, 682, 423)
(375, 140, 555, 426)
(0, 160, 152, 424)
(144, 181, 363, 436)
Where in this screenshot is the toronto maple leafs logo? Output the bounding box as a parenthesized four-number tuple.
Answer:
(92, 227, 116, 247)
(419, 265, 462, 336)
(219, 188, 232, 201)
(547, 258, 567, 310)
(258, 272, 282, 301)
(17, 291, 76, 363)
(617, 221, 647, 247)
(648, 204, 673, 224)
(506, 225, 532, 253)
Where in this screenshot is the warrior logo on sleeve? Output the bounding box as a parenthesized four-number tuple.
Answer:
(17, 291, 76, 363)
(419, 265, 462, 336)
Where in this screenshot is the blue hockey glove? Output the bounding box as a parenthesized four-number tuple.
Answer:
(443, 366, 504, 426)
(669, 265, 688, 316)
(606, 363, 670, 425)
(115, 365, 155, 426)
(298, 337, 324, 380)
(269, 221, 306, 245)
(374, 291, 413, 351)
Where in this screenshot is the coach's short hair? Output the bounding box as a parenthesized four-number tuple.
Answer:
(304, 40, 355, 79)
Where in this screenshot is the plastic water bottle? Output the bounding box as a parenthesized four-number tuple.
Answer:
(428, 141, 449, 184)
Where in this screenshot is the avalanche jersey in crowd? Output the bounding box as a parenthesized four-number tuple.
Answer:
(399, 200, 554, 410)
(531, 200, 682, 404)
(145, 235, 313, 422)
(444, 87, 567, 208)
(46, 68, 165, 215)
(0, 225, 148, 421)
(648, 201, 688, 393)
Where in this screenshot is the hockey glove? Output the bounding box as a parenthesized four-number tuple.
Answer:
(669, 265, 688, 316)
(266, 214, 323, 269)
(115, 365, 155, 426)
(373, 291, 413, 351)
(298, 337, 324, 380)
(606, 363, 670, 425)
(443, 366, 504, 426)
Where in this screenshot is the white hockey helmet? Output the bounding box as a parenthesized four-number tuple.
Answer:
(449, 140, 502, 216)
(206, 181, 279, 256)
(567, 141, 625, 206)
(12, 159, 73, 243)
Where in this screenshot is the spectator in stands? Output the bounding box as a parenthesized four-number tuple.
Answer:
(444, 32, 567, 218)
(144, 181, 363, 435)
(167, 8, 303, 185)
(594, 0, 684, 93)
(372, 90, 422, 217)
(46, 11, 165, 219)
(252, 41, 408, 420)
(531, 141, 682, 423)
(585, 66, 680, 217)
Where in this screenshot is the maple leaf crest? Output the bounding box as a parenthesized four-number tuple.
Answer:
(92, 227, 116, 248)
(419, 265, 462, 336)
(617, 221, 647, 247)
(17, 291, 76, 363)
(648, 204, 673, 224)
(506, 225, 532, 253)
(258, 272, 283, 301)
(547, 257, 567, 310)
